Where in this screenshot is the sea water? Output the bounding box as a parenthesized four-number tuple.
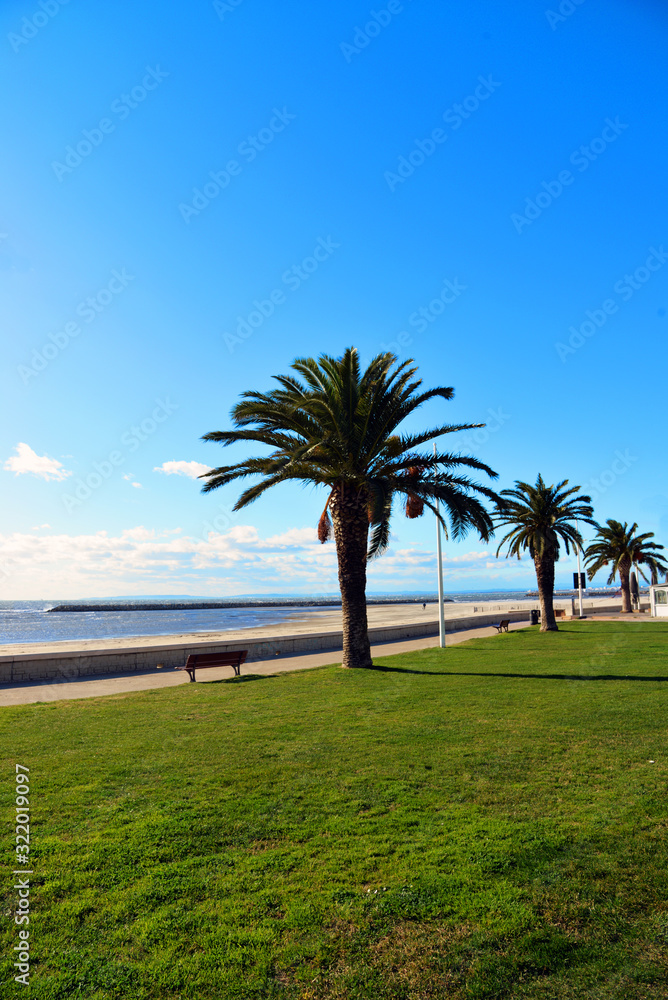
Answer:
(0, 593, 530, 646)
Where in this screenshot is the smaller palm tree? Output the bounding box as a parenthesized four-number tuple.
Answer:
(584, 520, 668, 612)
(494, 475, 596, 631)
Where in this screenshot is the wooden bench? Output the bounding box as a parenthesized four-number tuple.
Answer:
(176, 650, 248, 682)
(491, 620, 510, 633)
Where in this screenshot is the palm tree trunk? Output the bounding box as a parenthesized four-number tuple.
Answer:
(329, 487, 373, 668)
(534, 553, 558, 631)
(619, 557, 632, 613)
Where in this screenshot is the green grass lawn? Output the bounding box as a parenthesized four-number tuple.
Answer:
(2, 621, 668, 999)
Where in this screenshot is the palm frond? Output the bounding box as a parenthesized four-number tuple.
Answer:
(201, 347, 498, 562)
(494, 475, 594, 562)
(584, 519, 668, 583)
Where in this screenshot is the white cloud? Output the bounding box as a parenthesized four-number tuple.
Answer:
(4, 443, 71, 481)
(0, 523, 527, 599)
(154, 460, 211, 479)
(31, 524, 51, 530)
(123, 473, 143, 489)
(0, 524, 336, 598)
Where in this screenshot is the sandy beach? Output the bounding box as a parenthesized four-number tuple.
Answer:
(0, 596, 625, 661)
(0, 597, 571, 658)
(0, 596, 625, 659)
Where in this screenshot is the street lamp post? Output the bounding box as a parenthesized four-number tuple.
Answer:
(434, 442, 445, 648)
(576, 518, 584, 618)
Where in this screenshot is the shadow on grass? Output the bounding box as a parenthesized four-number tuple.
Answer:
(205, 673, 279, 685)
(366, 664, 668, 682)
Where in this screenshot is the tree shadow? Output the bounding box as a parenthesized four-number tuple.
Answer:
(205, 673, 279, 685)
(366, 663, 668, 682)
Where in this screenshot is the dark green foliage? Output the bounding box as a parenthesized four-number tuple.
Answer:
(200, 347, 498, 557)
(585, 519, 668, 584)
(494, 474, 595, 561)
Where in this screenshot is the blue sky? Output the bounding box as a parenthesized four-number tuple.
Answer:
(1, 0, 667, 598)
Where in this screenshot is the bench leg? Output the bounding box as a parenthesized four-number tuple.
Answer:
(187, 670, 196, 682)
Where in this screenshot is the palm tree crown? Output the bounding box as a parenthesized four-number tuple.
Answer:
(494, 475, 596, 561)
(585, 520, 667, 585)
(201, 348, 499, 554)
(494, 475, 595, 631)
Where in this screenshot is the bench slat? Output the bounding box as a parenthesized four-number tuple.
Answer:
(186, 652, 247, 667)
(175, 649, 248, 681)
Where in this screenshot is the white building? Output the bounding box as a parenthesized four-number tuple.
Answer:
(649, 584, 668, 617)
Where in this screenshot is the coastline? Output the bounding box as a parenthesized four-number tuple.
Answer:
(0, 597, 623, 662)
(42, 590, 624, 613)
(45, 598, 456, 613)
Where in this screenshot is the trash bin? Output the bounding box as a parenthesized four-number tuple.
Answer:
(530, 609, 539, 626)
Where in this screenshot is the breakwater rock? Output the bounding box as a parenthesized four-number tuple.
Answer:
(47, 598, 453, 613)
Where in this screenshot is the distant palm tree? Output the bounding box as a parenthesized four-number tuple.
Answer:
(494, 475, 595, 631)
(200, 348, 499, 667)
(584, 520, 668, 613)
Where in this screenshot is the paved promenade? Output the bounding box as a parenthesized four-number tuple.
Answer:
(0, 600, 551, 686)
(0, 620, 530, 706)
(0, 600, 535, 659)
(0, 598, 633, 707)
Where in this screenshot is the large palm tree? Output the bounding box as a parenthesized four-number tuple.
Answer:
(200, 348, 499, 667)
(494, 475, 595, 631)
(584, 520, 667, 612)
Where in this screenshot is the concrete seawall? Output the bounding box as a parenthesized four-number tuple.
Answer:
(0, 598, 628, 686)
(1, 610, 533, 684)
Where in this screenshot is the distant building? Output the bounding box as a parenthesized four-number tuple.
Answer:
(649, 584, 668, 617)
